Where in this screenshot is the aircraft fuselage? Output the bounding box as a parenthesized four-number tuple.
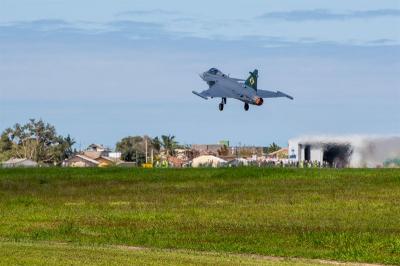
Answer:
(200, 71, 261, 105)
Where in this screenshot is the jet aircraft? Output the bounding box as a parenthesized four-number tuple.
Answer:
(193, 68, 293, 111)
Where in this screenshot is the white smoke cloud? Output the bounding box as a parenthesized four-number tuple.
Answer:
(289, 135, 400, 167)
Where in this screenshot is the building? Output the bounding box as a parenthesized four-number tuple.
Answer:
(267, 148, 289, 160)
(227, 158, 249, 167)
(1, 158, 38, 168)
(288, 135, 400, 168)
(83, 144, 111, 158)
(63, 154, 100, 167)
(230, 146, 265, 157)
(64, 152, 124, 167)
(167, 156, 186, 168)
(86, 144, 110, 153)
(95, 156, 118, 167)
(191, 144, 224, 155)
(191, 155, 227, 168)
(108, 152, 122, 159)
(173, 148, 196, 161)
(63, 143, 125, 167)
(191, 141, 265, 158)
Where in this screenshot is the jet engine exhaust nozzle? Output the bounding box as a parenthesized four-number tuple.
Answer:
(255, 97, 264, 106)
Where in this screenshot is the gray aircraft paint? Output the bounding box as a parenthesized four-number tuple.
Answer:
(192, 68, 293, 111)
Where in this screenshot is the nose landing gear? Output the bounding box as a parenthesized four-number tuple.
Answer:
(244, 103, 249, 111)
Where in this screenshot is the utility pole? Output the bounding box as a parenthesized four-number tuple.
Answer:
(145, 138, 148, 164)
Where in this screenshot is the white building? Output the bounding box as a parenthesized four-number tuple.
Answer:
(2, 158, 38, 168)
(227, 158, 249, 167)
(191, 155, 227, 168)
(288, 135, 400, 168)
(108, 152, 122, 159)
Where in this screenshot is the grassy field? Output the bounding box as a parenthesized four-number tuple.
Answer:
(0, 241, 327, 265)
(0, 167, 399, 265)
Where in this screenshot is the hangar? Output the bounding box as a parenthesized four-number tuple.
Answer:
(288, 135, 400, 168)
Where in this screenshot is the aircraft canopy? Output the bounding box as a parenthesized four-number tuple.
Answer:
(207, 68, 223, 75)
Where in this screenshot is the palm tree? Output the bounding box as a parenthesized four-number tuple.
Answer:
(267, 142, 281, 154)
(151, 136, 161, 152)
(161, 135, 178, 156)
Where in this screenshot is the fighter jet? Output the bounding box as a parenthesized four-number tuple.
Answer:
(192, 68, 293, 111)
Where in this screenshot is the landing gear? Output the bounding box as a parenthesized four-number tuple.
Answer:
(244, 103, 249, 111)
(219, 98, 226, 111)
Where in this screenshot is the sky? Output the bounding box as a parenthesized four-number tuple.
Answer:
(0, 0, 399, 148)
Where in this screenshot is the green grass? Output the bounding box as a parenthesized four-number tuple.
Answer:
(0, 167, 399, 265)
(0, 241, 325, 265)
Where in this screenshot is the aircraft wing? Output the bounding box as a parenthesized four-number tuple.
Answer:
(229, 77, 245, 82)
(193, 84, 237, 99)
(256, 89, 294, 100)
(192, 90, 209, 99)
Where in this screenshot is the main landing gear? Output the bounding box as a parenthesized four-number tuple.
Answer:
(218, 98, 226, 111)
(244, 103, 249, 111)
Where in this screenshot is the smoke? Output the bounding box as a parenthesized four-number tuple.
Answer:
(355, 136, 400, 167)
(289, 135, 400, 168)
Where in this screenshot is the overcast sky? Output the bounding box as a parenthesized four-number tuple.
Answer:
(0, 0, 399, 148)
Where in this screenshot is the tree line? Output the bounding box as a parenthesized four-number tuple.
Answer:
(0, 119, 75, 165)
(0, 119, 282, 165)
(0, 119, 182, 165)
(115, 135, 182, 164)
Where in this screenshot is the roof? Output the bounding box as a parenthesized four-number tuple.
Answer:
(268, 148, 288, 156)
(191, 144, 223, 151)
(3, 158, 37, 164)
(88, 143, 105, 149)
(4, 158, 28, 164)
(228, 158, 249, 163)
(83, 151, 102, 159)
(168, 156, 185, 165)
(73, 155, 100, 165)
(192, 155, 227, 163)
(97, 156, 123, 163)
(191, 155, 227, 167)
(86, 143, 110, 152)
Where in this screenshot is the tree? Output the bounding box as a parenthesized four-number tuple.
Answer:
(218, 145, 229, 156)
(151, 136, 161, 152)
(116, 134, 180, 163)
(161, 135, 178, 156)
(2, 119, 75, 164)
(116, 135, 165, 164)
(116, 136, 145, 163)
(51, 134, 76, 164)
(266, 142, 281, 154)
(0, 131, 13, 161)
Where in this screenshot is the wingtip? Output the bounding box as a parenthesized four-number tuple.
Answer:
(192, 90, 208, 100)
(277, 90, 294, 100)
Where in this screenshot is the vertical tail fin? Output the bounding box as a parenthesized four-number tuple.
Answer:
(245, 69, 258, 91)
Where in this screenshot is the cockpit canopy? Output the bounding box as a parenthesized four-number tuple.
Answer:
(207, 68, 223, 76)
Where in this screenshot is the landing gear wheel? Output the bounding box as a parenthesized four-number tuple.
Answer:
(244, 103, 249, 111)
(219, 103, 224, 111)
